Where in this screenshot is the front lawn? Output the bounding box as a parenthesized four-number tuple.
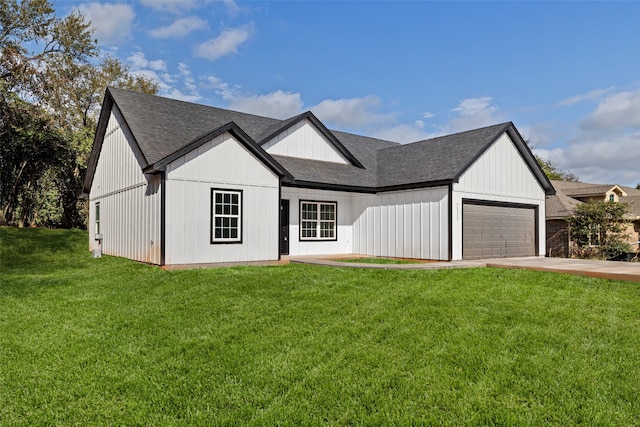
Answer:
(1, 228, 639, 425)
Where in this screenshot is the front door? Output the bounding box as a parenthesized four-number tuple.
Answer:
(280, 199, 289, 255)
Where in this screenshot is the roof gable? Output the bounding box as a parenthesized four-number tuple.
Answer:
(375, 122, 554, 194)
(258, 111, 364, 168)
(83, 89, 289, 194)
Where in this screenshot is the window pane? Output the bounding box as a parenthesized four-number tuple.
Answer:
(223, 228, 230, 238)
(232, 194, 238, 204)
(224, 204, 231, 215)
(232, 205, 238, 215)
(224, 193, 230, 203)
(216, 193, 222, 203)
(231, 229, 238, 239)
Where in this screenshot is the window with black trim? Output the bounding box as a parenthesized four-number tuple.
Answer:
(300, 201, 336, 240)
(211, 189, 242, 243)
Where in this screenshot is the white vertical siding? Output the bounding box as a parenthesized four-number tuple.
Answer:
(282, 187, 358, 256)
(164, 132, 280, 265)
(263, 119, 349, 164)
(88, 107, 162, 264)
(452, 132, 546, 260)
(352, 187, 449, 260)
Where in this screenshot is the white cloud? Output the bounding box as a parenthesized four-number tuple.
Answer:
(372, 123, 437, 143)
(556, 87, 615, 107)
(127, 52, 167, 72)
(229, 90, 304, 119)
(178, 63, 191, 76)
(580, 89, 640, 132)
(148, 16, 207, 38)
(541, 89, 640, 187)
(445, 97, 504, 133)
(195, 23, 254, 60)
(205, 75, 242, 102)
(202, 76, 301, 118)
(139, 0, 204, 13)
(422, 112, 435, 119)
(451, 97, 495, 116)
(77, 3, 135, 46)
(310, 96, 395, 129)
(125, 52, 175, 93)
(164, 88, 202, 103)
(223, 0, 241, 15)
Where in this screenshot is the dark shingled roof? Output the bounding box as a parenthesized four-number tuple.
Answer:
(376, 123, 511, 188)
(85, 88, 554, 195)
(109, 87, 280, 165)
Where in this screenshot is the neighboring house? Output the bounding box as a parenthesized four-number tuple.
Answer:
(82, 88, 554, 267)
(546, 180, 640, 257)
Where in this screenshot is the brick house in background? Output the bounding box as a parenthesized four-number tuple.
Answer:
(546, 180, 640, 257)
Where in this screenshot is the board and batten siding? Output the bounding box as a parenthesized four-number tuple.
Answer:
(263, 119, 349, 164)
(88, 107, 162, 264)
(353, 187, 449, 260)
(282, 187, 357, 256)
(451, 132, 547, 260)
(164, 132, 280, 265)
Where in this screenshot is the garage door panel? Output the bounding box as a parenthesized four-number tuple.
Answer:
(463, 202, 536, 260)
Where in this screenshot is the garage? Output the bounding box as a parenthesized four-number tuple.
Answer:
(462, 200, 537, 260)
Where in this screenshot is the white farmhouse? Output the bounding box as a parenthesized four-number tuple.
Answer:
(83, 88, 555, 266)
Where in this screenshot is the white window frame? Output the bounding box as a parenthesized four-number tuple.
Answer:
(211, 188, 243, 244)
(299, 200, 337, 241)
(95, 202, 101, 235)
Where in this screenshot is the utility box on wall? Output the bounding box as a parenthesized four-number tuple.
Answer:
(93, 234, 103, 258)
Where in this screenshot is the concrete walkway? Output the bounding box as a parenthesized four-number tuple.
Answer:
(289, 255, 640, 283)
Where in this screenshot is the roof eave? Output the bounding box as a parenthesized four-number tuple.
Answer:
(82, 89, 116, 195)
(283, 178, 454, 194)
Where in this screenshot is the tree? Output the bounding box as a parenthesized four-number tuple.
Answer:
(1, 0, 97, 101)
(566, 201, 631, 259)
(1, 0, 158, 228)
(534, 154, 580, 182)
(0, 94, 66, 226)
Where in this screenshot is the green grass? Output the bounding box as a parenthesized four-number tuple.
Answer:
(1, 227, 639, 426)
(337, 257, 421, 264)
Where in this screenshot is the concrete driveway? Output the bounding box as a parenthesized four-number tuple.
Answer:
(484, 257, 640, 283)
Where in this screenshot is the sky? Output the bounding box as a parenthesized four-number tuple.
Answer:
(56, 0, 640, 187)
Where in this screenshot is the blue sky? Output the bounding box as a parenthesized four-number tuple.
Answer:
(58, 0, 639, 186)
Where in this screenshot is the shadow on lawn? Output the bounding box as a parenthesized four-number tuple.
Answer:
(0, 227, 93, 295)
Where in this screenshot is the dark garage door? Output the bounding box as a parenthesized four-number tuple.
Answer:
(463, 201, 536, 260)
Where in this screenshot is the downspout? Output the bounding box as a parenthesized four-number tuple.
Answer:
(448, 183, 453, 261)
(160, 171, 166, 266)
